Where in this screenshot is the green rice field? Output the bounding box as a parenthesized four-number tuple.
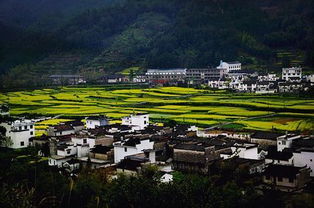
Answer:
(0, 86, 313, 132)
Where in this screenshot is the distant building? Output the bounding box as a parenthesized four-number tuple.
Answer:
(133, 75, 147, 83)
(186, 68, 226, 84)
(217, 60, 241, 72)
(122, 113, 149, 130)
(250, 131, 284, 146)
(49, 75, 86, 85)
(263, 164, 311, 192)
(258, 73, 279, 82)
(282, 67, 302, 81)
(305, 74, 314, 85)
(100, 75, 129, 84)
(255, 81, 277, 94)
(208, 77, 229, 89)
(172, 139, 232, 174)
(86, 116, 109, 129)
(0, 119, 35, 148)
(278, 82, 304, 93)
(145, 68, 187, 84)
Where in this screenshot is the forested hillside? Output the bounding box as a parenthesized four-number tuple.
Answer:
(0, 0, 313, 88)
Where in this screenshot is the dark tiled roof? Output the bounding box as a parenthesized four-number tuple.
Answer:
(86, 115, 108, 120)
(116, 158, 144, 171)
(174, 143, 209, 151)
(91, 145, 112, 154)
(265, 149, 293, 161)
(264, 164, 305, 178)
(64, 120, 84, 127)
(123, 138, 141, 147)
(251, 131, 284, 140)
(52, 124, 74, 132)
(293, 138, 314, 149)
(227, 157, 264, 166)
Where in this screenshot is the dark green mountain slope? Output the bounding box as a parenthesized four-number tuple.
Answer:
(0, 0, 313, 88)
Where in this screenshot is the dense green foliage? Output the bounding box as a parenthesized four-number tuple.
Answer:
(1, 147, 313, 208)
(0, 0, 313, 88)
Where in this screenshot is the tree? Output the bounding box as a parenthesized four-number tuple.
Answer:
(0, 126, 12, 147)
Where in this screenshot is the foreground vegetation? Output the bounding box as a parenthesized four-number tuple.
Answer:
(1, 147, 313, 208)
(0, 86, 313, 133)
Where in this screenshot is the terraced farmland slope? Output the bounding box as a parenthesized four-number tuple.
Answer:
(0, 86, 313, 132)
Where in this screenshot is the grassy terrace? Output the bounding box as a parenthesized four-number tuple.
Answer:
(0, 86, 313, 133)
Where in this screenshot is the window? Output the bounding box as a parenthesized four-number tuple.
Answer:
(83, 139, 87, 144)
(124, 147, 127, 152)
(20, 141, 24, 146)
(144, 121, 147, 124)
(278, 177, 283, 182)
(66, 149, 71, 154)
(30, 131, 33, 135)
(30, 125, 33, 129)
(19, 126, 22, 131)
(310, 159, 313, 162)
(282, 141, 286, 145)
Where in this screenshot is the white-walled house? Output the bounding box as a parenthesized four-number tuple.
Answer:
(0, 119, 35, 148)
(71, 136, 96, 148)
(282, 67, 302, 81)
(277, 134, 301, 152)
(47, 124, 75, 136)
(220, 143, 260, 160)
(217, 60, 241, 72)
(49, 143, 90, 167)
(231, 143, 260, 160)
(293, 149, 314, 177)
(291, 138, 314, 177)
(48, 155, 72, 168)
(86, 116, 109, 129)
(265, 150, 294, 166)
(113, 138, 154, 163)
(258, 73, 279, 82)
(122, 113, 149, 130)
(255, 81, 277, 94)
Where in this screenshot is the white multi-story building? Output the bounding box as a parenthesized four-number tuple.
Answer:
(282, 67, 302, 81)
(122, 113, 149, 130)
(113, 138, 154, 163)
(145, 68, 187, 84)
(217, 60, 241, 72)
(0, 119, 35, 148)
(85, 116, 109, 129)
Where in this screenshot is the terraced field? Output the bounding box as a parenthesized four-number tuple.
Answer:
(0, 86, 313, 132)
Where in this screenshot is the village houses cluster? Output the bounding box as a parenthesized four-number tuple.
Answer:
(56, 60, 314, 94)
(1, 109, 314, 192)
